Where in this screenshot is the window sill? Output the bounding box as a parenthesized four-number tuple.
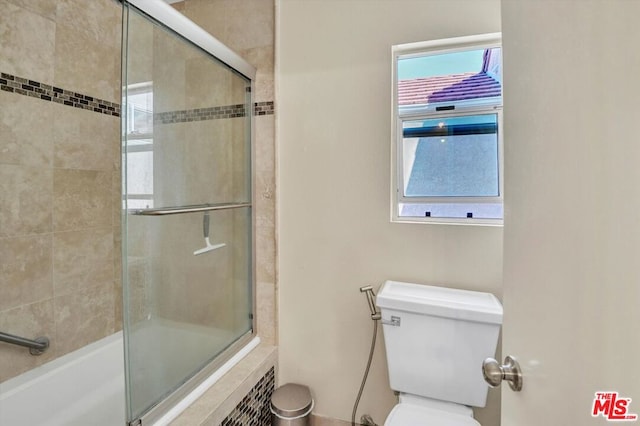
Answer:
(391, 216, 504, 227)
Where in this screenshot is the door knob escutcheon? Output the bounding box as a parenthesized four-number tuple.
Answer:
(482, 355, 523, 392)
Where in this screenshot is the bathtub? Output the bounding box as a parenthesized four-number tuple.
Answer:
(0, 329, 260, 426)
(0, 332, 125, 426)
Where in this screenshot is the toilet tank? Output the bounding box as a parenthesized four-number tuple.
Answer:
(376, 281, 502, 408)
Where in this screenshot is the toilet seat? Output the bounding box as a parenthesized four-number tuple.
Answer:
(384, 402, 481, 426)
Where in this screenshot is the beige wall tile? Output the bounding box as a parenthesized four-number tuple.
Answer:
(114, 230, 123, 331)
(255, 149, 276, 232)
(52, 0, 121, 101)
(5, 0, 57, 20)
(241, 45, 274, 103)
(255, 115, 275, 175)
(154, 253, 232, 326)
(126, 256, 151, 325)
(0, 234, 53, 312)
(223, 0, 274, 52)
(148, 23, 190, 113)
(171, 1, 186, 13)
(185, 55, 243, 109)
(0, 164, 52, 238)
(53, 227, 114, 297)
(113, 282, 123, 331)
(178, 0, 278, 351)
(181, 0, 227, 42)
(54, 23, 120, 103)
(55, 0, 121, 49)
(113, 171, 122, 227)
(180, 0, 275, 102)
(113, 186, 122, 329)
(123, 8, 155, 86)
(153, 120, 243, 207)
(254, 116, 276, 292)
(256, 220, 275, 286)
(256, 187, 275, 229)
(53, 103, 119, 171)
(125, 216, 150, 258)
(153, 211, 238, 328)
(0, 1, 55, 83)
(254, 113, 276, 269)
(53, 281, 115, 354)
(52, 169, 112, 232)
(0, 300, 56, 381)
(1, 0, 123, 380)
(0, 91, 54, 167)
(256, 281, 275, 345)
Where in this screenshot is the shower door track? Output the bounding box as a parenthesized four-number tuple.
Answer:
(124, 0, 255, 80)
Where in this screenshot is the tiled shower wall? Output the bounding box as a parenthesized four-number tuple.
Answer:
(170, 0, 277, 346)
(0, 0, 122, 381)
(0, 0, 276, 386)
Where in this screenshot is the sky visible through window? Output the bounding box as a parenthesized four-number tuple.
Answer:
(398, 49, 485, 80)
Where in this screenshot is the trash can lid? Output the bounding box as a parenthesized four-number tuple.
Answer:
(270, 383, 313, 417)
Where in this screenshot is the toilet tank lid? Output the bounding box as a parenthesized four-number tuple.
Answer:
(376, 281, 503, 324)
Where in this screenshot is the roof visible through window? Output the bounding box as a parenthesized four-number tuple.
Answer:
(397, 48, 502, 109)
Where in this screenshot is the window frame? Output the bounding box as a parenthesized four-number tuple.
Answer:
(124, 81, 155, 210)
(391, 33, 504, 226)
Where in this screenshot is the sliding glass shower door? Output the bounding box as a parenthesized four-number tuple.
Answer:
(121, 2, 254, 424)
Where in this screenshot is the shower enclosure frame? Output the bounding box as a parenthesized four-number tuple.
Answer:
(120, 1, 257, 424)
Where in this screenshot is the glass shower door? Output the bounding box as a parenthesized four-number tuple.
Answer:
(121, 2, 254, 424)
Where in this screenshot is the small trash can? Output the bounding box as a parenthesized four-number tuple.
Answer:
(270, 383, 314, 426)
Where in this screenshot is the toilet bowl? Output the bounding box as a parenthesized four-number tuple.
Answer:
(375, 281, 503, 426)
(384, 395, 479, 426)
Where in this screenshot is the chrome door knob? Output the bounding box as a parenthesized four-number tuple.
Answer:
(482, 355, 523, 391)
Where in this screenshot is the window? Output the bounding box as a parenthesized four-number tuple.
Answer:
(391, 33, 503, 225)
(124, 82, 154, 210)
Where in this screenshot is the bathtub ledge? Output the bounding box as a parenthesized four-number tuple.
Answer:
(169, 342, 277, 426)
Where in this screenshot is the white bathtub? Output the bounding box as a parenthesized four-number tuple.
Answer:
(0, 332, 125, 426)
(0, 329, 260, 426)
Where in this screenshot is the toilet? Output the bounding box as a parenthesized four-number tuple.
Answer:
(375, 280, 503, 426)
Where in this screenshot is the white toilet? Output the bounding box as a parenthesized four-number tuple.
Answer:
(376, 280, 503, 426)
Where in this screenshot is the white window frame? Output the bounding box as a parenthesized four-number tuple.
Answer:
(391, 33, 503, 226)
(124, 81, 155, 210)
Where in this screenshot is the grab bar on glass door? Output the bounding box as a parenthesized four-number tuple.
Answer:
(0, 331, 49, 355)
(131, 202, 251, 216)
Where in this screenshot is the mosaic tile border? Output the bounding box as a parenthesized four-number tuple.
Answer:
(154, 103, 246, 124)
(255, 101, 275, 116)
(220, 366, 275, 426)
(154, 101, 275, 124)
(0, 71, 275, 121)
(0, 71, 120, 117)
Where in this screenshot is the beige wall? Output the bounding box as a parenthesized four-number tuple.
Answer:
(0, 0, 121, 381)
(277, 0, 503, 424)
